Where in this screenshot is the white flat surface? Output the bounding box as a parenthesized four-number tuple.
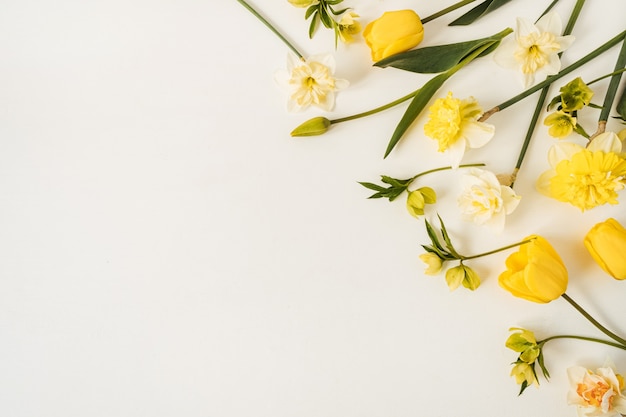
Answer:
(1, 1, 625, 416)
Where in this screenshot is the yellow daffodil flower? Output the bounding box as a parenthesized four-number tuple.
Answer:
(498, 235, 568, 303)
(567, 366, 626, 417)
(536, 132, 626, 211)
(275, 54, 349, 112)
(457, 168, 520, 232)
(424, 92, 495, 168)
(363, 10, 424, 61)
(584, 218, 626, 280)
(337, 12, 361, 44)
(493, 12, 575, 87)
(543, 110, 576, 139)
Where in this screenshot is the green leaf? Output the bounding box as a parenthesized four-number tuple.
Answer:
(616, 85, 626, 121)
(308, 13, 319, 39)
(330, 7, 349, 16)
(424, 219, 447, 254)
(319, 10, 334, 28)
(358, 182, 386, 192)
(305, 4, 317, 19)
(437, 214, 462, 258)
(537, 351, 550, 380)
(384, 72, 449, 158)
(375, 36, 500, 74)
(449, 0, 514, 26)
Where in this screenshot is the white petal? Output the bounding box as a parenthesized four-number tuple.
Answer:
(318, 91, 335, 111)
(556, 34, 576, 52)
(547, 142, 583, 167)
(493, 39, 520, 69)
(542, 53, 562, 76)
(461, 120, 495, 149)
(516, 17, 538, 38)
(485, 210, 506, 233)
(536, 169, 555, 196)
(588, 131, 622, 153)
(444, 137, 466, 169)
(334, 78, 350, 90)
(522, 71, 535, 88)
(309, 53, 336, 73)
(501, 186, 521, 214)
(535, 11, 562, 34)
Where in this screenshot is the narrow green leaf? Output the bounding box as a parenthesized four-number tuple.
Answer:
(424, 219, 447, 253)
(308, 14, 319, 39)
(358, 182, 386, 192)
(616, 85, 626, 121)
(384, 72, 449, 158)
(537, 351, 550, 380)
(449, 0, 514, 26)
(305, 4, 317, 19)
(319, 10, 334, 28)
(375, 36, 497, 74)
(330, 7, 350, 16)
(437, 214, 462, 258)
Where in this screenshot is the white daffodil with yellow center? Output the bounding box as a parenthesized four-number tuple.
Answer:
(457, 168, 521, 232)
(275, 54, 349, 112)
(494, 11, 575, 87)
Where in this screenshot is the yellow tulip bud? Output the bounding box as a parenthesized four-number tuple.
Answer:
(290, 117, 331, 137)
(584, 218, 626, 280)
(287, 0, 318, 8)
(498, 235, 568, 303)
(363, 10, 424, 62)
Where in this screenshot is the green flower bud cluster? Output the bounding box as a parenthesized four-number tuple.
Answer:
(505, 328, 549, 395)
(544, 77, 595, 139)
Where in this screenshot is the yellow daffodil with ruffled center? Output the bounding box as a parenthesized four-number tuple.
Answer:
(275, 54, 349, 112)
(537, 132, 626, 211)
(567, 366, 626, 417)
(494, 11, 575, 87)
(337, 12, 361, 44)
(424, 92, 495, 168)
(544, 110, 577, 139)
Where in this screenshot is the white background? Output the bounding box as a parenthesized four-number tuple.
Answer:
(1, 0, 625, 416)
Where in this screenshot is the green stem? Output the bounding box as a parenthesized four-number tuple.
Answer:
(411, 163, 486, 181)
(330, 90, 419, 124)
(421, 0, 476, 24)
(510, 0, 584, 188)
(587, 68, 626, 86)
(236, 0, 305, 59)
(597, 35, 626, 125)
(561, 293, 626, 347)
(482, 30, 626, 118)
(461, 238, 534, 261)
(540, 335, 626, 350)
(536, 0, 561, 21)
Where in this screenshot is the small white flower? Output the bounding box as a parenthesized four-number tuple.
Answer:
(457, 168, 521, 232)
(567, 366, 626, 417)
(494, 11, 575, 87)
(274, 53, 349, 112)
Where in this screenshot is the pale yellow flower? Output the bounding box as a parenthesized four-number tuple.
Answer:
(287, 0, 318, 8)
(424, 92, 495, 168)
(337, 12, 361, 44)
(458, 168, 520, 232)
(511, 362, 538, 387)
(567, 366, 626, 417)
(536, 132, 626, 211)
(494, 12, 575, 87)
(275, 54, 349, 112)
(544, 110, 576, 139)
(419, 252, 443, 275)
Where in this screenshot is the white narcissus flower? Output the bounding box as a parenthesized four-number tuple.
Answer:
(457, 168, 521, 232)
(274, 54, 349, 112)
(567, 366, 626, 417)
(494, 11, 575, 87)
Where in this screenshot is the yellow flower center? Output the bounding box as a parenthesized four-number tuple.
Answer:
(290, 62, 335, 106)
(577, 381, 612, 408)
(549, 150, 626, 211)
(514, 32, 561, 74)
(424, 92, 482, 151)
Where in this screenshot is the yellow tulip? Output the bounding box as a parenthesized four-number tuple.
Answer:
(498, 235, 568, 303)
(584, 218, 626, 280)
(363, 10, 424, 62)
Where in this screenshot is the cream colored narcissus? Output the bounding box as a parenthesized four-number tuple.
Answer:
(457, 168, 520, 232)
(275, 54, 349, 112)
(536, 132, 626, 211)
(424, 92, 495, 168)
(494, 11, 575, 87)
(567, 366, 626, 417)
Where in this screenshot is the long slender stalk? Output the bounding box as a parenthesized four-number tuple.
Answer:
(509, 0, 585, 188)
(411, 163, 485, 181)
(590, 35, 626, 139)
(461, 238, 534, 261)
(236, 0, 305, 59)
(421, 0, 476, 24)
(561, 293, 626, 347)
(540, 335, 626, 350)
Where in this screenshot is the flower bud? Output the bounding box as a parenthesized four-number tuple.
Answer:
(498, 235, 568, 303)
(363, 10, 424, 62)
(290, 117, 331, 137)
(406, 187, 436, 218)
(559, 77, 594, 112)
(287, 0, 318, 8)
(506, 328, 540, 364)
(584, 218, 626, 280)
(445, 264, 480, 291)
(419, 252, 443, 275)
